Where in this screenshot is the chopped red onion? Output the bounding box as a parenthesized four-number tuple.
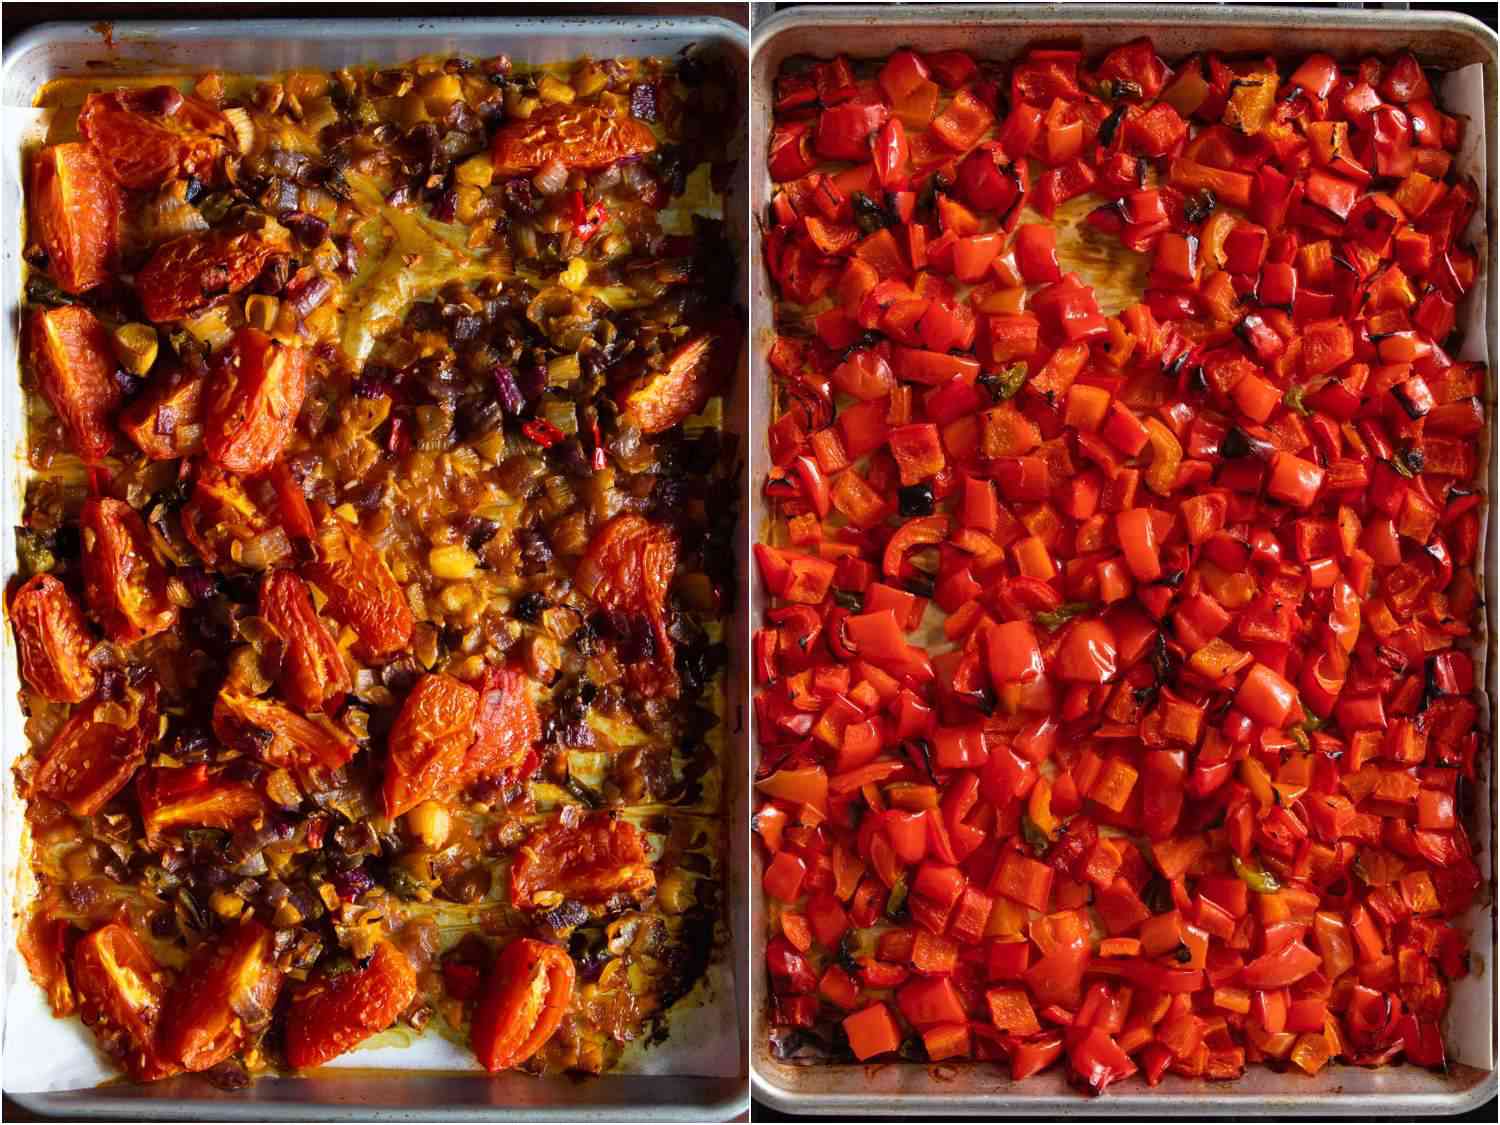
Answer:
(288, 273, 333, 317)
(493, 364, 525, 415)
(516, 360, 548, 403)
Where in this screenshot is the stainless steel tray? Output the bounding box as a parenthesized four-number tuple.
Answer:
(749, 4, 1498, 1116)
(0, 14, 749, 1122)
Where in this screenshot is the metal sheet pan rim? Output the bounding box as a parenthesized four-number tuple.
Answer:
(4, 14, 752, 62)
(749, 3, 1498, 1116)
(751, 3, 1500, 51)
(1, 14, 749, 1122)
(749, 1076, 1498, 1119)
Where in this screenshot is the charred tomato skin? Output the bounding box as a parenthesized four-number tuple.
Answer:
(155, 919, 282, 1073)
(260, 568, 351, 713)
(29, 143, 121, 294)
(304, 516, 415, 661)
(78, 86, 231, 189)
(491, 103, 657, 175)
(25, 305, 121, 463)
(471, 937, 576, 1072)
(510, 813, 656, 911)
(11, 574, 98, 703)
(284, 942, 417, 1069)
(79, 497, 177, 643)
(383, 672, 480, 820)
(203, 328, 309, 476)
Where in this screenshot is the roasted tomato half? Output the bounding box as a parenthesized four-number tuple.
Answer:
(304, 516, 415, 660)
(462, 665, 541, 787)
(135, 226, 285, 322)
(383, 672, 480, 819)
(284, 942, 417, 1069)
(78, 85, 232, 190)
(118, 369, 205, 461)
(204, 328, 309, 475)
(25, 305, 121, 463)
(28, 143, 120, 294)
(578, 513, 679, 696)
(491, 102, 658, 175)
(73, 922, 178, 1081)
(137, 762, 265, 842)
(11, 574, 97, 703)
(471, 937, 576, 1072)
(213, 689, 358, 775)
(79, 497, 177, 643)
(179, 464, 271, 570)
(32, 681, 157, 816)
(261, 569, 351, 713)
(617, 332, 721, 434)
(156, 919, 282, 1073)
(510, 813, 656, 910)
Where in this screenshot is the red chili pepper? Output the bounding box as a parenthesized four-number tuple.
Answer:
(589, 416, 606, 470)
(521, 418, 564, 448)
(568, 191, 609, 241)
(385, 413, 408, 454)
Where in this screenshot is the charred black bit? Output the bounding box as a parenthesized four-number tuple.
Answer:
(851, 191, 896, 234)
(1392, 383, 1430, 420)
(898, 482, 935, 517)
(831, 589, 864, 612)
(1142, 873, 1174, 915)
(966, 683, 998, 717)
(1098, 104, 1129, 147)
(25, 273, 76, 308)
(512, 590, 549, 623)
(904, 572, 936, 599)
(840, 330, 884, 361)
(837, 930, 861, 974)
(1183, 188, 1217, 224)
(1389, 446, 1425, 478)
(1219, 425, 1266, 460)
(1152, 630, 1176, 686)
(904, 738, 937, 783)
(1101, 77, 1144, 101)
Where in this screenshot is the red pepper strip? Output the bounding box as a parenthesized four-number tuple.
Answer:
(791, 454, 831, 519)
(1239, 941, 1322, 990)
(882, 515, 949, 577)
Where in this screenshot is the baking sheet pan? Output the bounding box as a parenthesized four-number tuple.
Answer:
(0, 14, 750, 1121)
(749, 4, 1498, 1115)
